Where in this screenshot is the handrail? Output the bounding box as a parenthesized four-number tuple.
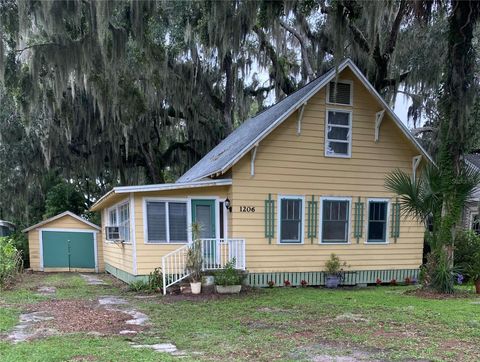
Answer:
(161, 243, 191, 295)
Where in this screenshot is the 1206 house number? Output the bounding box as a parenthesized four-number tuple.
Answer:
(239, 206, 255, 213)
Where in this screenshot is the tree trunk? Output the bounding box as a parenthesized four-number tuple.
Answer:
(223, 51, 234, 135)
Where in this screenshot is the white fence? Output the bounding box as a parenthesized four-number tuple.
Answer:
(161, 238, 246, 295)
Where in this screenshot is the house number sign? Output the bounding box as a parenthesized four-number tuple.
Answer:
(239, 206, 256, 213)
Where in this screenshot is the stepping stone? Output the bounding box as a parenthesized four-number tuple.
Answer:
(119, 330, 138, 335)
(36, 286, 56, 296)
(80, 274, 107, 285)
(132, 343, 178, 353)
(125, 310, 149, 326)
(6, 312, 56, 343)
(98, 296, 128, 305)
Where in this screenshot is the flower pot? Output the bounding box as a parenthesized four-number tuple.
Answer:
(325, 275, 341, 288)
(191, 282, 202, 294)
(475, 279, 480, 294)
(215, 285, 242, 294)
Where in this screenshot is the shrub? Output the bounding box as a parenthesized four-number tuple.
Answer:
(129, 280, 150, 292)
(267, 280, 275, 288)
(284, 280, 291, 287)
(455, 230, 480, 271)
(300, 280, 308, 287)
(376, 278, 382, 285)
(0, 237, 23, 289)
(215, 259, 245, 286)
(390, 279, 397, 286)
(6, 232, 29, 269)
(325, 253, 347, 276)
(147, 267, 163, 292)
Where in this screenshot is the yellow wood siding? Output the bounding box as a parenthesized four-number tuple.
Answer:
(133, 186, 230, 275)
(27, 215, 103, 272)
(101, 198, 134, 274)
(230, 68, 424, 273)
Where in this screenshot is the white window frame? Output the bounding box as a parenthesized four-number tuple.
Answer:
(143, 197, 192, 244)
(277, 195, 305, 244)
(106, 200, 131, 244)
(326, 79, 353, 106)
(324, 109, 352, 158)
(365, 198, 390, 244)
(319, 196, 352, 244)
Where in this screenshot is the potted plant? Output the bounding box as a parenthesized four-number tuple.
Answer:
(324, 253, 347, 288)
(466, 250, 480, 294)
(215, 259, 245, 294)
(186, 223, 203, 294)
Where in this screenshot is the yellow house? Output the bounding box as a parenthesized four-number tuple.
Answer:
(91, 59, 432, 291)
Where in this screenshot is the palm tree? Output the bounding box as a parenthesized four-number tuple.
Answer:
(385, 164, 480, 293)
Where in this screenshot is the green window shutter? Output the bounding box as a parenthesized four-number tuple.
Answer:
(307, 195, 318, 243)
(265, 194, 275, 243)
(353, 197, 364, 243)
(390, 198, 401, 242)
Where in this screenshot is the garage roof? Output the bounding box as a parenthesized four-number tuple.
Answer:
(22, 211, 101, 233)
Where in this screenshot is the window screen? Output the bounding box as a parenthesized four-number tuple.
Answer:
(322, 199, 349, 243)
(146, 201, 166, 243)
(328, 81, 352, 105)
(367, 201, 388, 242)
(280, 198, 302, 243)
(168, 202, 188, 242)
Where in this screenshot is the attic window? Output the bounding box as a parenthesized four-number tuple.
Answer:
(327, 81, 352, 106)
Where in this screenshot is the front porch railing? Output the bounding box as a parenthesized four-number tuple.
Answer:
(161, 238, 246, 295)
(199, 238, 246, 271)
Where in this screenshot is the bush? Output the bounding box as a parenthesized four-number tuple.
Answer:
(0, 237, 23, 289)
(129, 280, 150, 292)
(325, 253, 347, 276)
(147, 267, 164, 292)
(215, 259, 246, 286)
(6, 232, 29, 268)
(455, 230, 480, 273)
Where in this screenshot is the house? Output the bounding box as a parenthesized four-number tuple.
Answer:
(463, 153, 480, 233)
(0, 220, 15, 237)
(24, 211, 104, 273)
(90, 58, 432, 291)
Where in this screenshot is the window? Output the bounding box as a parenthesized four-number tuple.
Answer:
(367, 200, 388, 243)
(107, 202, 130, 242)
(325, 110, 351, 157)
(146, 200, 188, 243)
(471, 213, 480, 235)
(327, 81, 352, 105)
(321, 198, 350, 243)
(279, 196, 304, 243)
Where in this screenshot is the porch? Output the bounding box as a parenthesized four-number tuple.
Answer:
(161, 238, 246, 294)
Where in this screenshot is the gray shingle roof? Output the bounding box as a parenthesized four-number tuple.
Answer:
(465, 154, 480, 170)
(177, 64, 338, 183)
(177, 58, 434, 183)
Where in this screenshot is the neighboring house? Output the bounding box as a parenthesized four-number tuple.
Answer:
(464, 153, 480, 234)
(0, 220, 15, 237)
(91, 58, 432, 291)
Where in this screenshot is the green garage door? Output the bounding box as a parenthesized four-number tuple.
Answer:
(42, 231, 95, 269)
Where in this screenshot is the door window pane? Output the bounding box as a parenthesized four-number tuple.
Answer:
(367, 201, 388, 242)
(322, 200, 349, 243)
(196, 205, 213, 238)
(280, 198, 302, 243)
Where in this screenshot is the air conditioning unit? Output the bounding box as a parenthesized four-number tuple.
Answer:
(105, 226, 122, 241)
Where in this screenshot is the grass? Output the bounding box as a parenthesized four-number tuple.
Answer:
(1, 273, 480, 361)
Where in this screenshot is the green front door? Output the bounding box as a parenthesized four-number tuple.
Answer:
(42, 231, 95, 269)
(191, 199, 216, 266)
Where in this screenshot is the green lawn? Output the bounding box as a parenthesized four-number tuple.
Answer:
(1, 273, 480, 361)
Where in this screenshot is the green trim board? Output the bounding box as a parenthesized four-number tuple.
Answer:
(105, 263, 148, 284)
(264, 194, 275, 243)
(247, 269, 420, 287)
(307, 195, 318, 243)
(353, 197, 364, 243)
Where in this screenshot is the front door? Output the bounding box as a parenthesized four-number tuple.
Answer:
(191, 199, 216, 267)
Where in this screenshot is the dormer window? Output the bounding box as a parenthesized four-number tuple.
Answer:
(327, 81, 353, 106)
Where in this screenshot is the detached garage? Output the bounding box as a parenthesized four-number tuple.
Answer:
(24, 211, 104, 272)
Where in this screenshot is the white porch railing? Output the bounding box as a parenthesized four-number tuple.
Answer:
(161, 238, 246, 295)
(162, 244, 191, 295)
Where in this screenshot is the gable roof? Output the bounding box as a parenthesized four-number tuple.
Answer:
(177, 58, 434, 183)
(22, 211, 100, 233)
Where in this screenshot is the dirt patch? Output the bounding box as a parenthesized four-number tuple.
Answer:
(404, 288, 477, 299)
(160, 287, 259, 303)
(25, 299, 144, 335)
